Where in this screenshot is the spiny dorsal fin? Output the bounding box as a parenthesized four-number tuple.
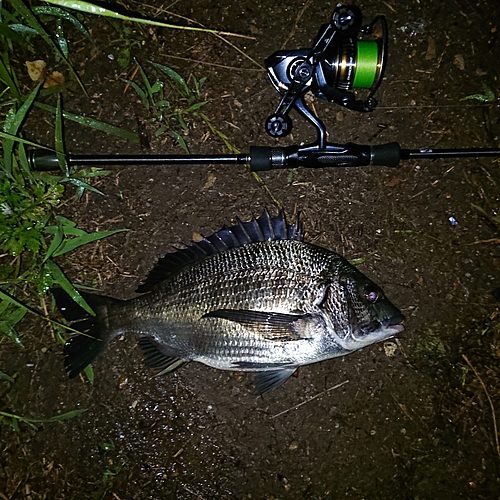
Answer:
(136, 209, 303, 293)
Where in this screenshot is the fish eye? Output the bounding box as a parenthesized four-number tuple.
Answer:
(365, 287, 380, 303)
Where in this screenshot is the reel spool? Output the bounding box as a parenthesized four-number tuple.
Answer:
(265, 5, 387, 143)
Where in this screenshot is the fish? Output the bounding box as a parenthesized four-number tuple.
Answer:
(53, 210, 405, 394)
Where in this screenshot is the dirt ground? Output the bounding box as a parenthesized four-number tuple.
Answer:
(2, 0, 500, 498)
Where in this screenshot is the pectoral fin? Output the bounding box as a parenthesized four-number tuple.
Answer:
(202, 309, 310, 341)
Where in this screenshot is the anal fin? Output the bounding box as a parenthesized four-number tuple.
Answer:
(254, 368, 297, 395)
(138, 337, 189, 376)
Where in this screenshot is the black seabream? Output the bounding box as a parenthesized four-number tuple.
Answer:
(53, 210, 405, 394)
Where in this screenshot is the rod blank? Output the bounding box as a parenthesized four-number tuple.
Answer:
(28, 150, 249, 171)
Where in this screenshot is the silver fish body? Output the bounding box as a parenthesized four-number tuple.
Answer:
(54, 211, 404, 393)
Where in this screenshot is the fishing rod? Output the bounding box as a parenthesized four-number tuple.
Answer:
(28, 4, 500, 173)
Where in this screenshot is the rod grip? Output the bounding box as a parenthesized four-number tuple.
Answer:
(370, 142, 401, 167)
(28, 150, 61, 171)
(249, 146, 290, 171)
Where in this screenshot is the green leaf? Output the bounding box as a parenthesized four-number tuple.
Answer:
(42, 0, 229, 36)
(134, 58, 155, 100)
(2, 83, 41, 177)
(0, 22, 29, 44)
(55, 17, 69, 58)
(32, 6, 92, 39)
(84, 364, 94, 384)
(0, 130, 52, 150)
(11, 417, 22, 432)
(0, 289, 28, 347)
(17, 142, 34, 180)
(150, 62, 191, 97)
(150, 80, 164, 94)
(0, 371, 15, 383)
(117, 46, 131, 69)
(34, 102, 139, 142)
(0, 290, 28, 318)
(44, 219, 65, 262)
(0, 55, 21, 99)
(45, 216, 84, 236)
(122, 79, 148, 108)
(171, 131, 189, 153)
(52, 228, 128, 257)
(460, 84, 496, 103)
(54, 94, 69, 175)
(184, 101, 209, 113)
(62, 176, 105, 196)
(0, 408, 87, 425)
(44, 260, 95, 316)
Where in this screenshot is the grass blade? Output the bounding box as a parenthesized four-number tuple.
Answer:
(34, 102, 139, 142)
(33, 6, 92, 39)
(43, 0, 248, 37)
(55, 17, 69, 58)
(44, 219, 65, 262)
(2, 83, 41, 177)
(150, 62, 191, 96)
(171, 131, 189, 153)
(0, 55, 21, 99)
(44, 260, 95, 316)
(55, 94, 69, 176)
(184, 101, 209, 113)
(0, 408, 87, 425)
(0, 130, 53, 150)
(52, 228, 128, 257)
(0, 371, 15, 383)
(84, 364, 94, 384)
(0, 289, 28, 347)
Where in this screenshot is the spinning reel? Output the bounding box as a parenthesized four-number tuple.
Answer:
(264, 4, 387, 146)
(29, 4, 500, 173)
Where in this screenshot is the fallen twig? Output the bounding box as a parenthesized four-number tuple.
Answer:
(471, 238, 500, 245)
(462, 354, 500, 465)
(271, 380, 349, 418)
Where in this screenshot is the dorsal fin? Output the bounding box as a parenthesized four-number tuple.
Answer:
(136, 209, 303, 293)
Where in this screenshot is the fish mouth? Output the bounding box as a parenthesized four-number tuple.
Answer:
(348, 316, 405, 347)
(382, 312, 405, 335)
(382, 322, 404, 336)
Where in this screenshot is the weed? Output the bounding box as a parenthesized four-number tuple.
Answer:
(108, 20, 146, 69)
(0, 407, 87, 432)
(0, 2, 130, 349)
(125, 59, 237, 153)
(461, 83, 495, 103)
(410, 437, 434, 463)
(124, 59, 209, 151)
(413, 328, 448, 364)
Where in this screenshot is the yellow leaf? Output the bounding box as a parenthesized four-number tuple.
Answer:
(43, 71, 65, 88)
(26, 60, 46, 82)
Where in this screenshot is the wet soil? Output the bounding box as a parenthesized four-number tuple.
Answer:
(2, 0, 500, 498)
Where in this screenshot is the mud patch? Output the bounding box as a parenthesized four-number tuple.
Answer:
(1, 1, 500, 498)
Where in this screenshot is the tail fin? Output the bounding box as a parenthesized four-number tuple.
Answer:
(52, 288, 122, 378)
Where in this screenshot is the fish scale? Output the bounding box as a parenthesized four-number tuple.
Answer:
(53, 210, 405, 394)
